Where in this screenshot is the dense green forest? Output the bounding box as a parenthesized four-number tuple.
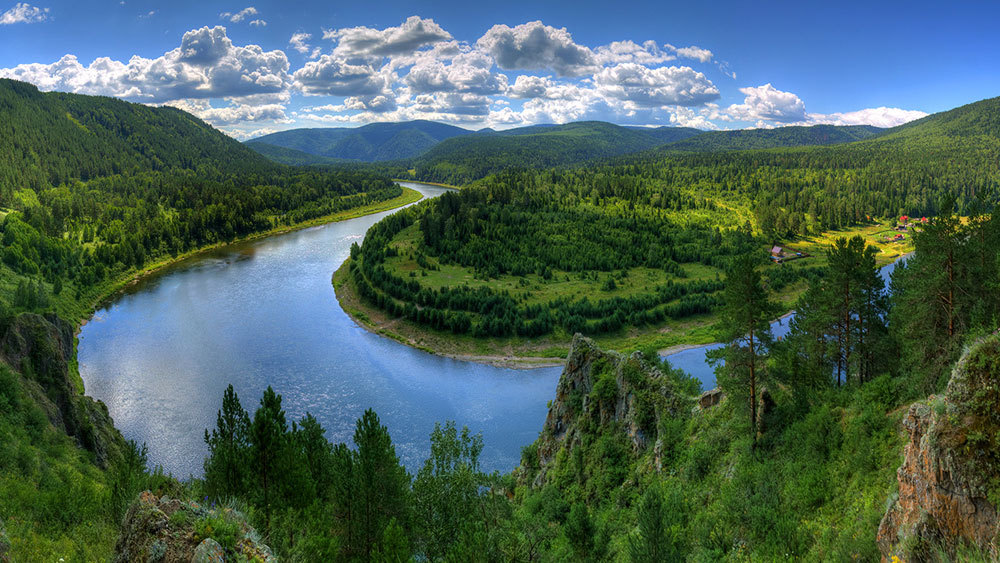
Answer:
(3, 76, 1000, 562)
(0, 80, 412, 559)
(169, 200, 999, 561)
(412, 122, 701, 185)
(247, 120, 471, 162)
(0, 79, 404, 321)
(661, 123, 884, 151)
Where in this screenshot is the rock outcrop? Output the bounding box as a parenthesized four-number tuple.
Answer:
(877, 334, 1000, 561)
(697, 388, 725, 410)
(0, 312, 124, 467)
(114, 491, 275, 563)
(520, 334, 692, 487)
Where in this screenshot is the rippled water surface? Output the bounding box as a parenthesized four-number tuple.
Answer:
(79, 183, 561, 477)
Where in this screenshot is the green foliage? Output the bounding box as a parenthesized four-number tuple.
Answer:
(663, 124, 884, 152)
(109, 440, 149, 523)
(203, 384, 250, 500)
(708, 252, 780, 440)
(248, 120, 470, 162)
(352, 169, 740, 339)
(414, 121, 701, 185)
(628, 482, 687, 562)
(193, 511, 242, 554)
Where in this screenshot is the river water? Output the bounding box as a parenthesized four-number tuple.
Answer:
(78, 181, 908, 477)
(78, 182, 561, 477)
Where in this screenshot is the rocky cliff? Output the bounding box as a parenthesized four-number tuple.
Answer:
(878, 333, 1000, 561)
(114, 491, 275, 563)
(0, 312, 124, 467)
(518, 334, 692, 488)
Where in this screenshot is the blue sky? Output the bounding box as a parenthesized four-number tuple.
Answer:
(1, 0, 997, 138)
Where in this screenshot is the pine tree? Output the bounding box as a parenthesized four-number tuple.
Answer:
(251, 386, 287, 533)
(203, 384, 250, 500)
(709, 252, 779, 441)
(349, 408, 411, 559)
(628, 483, 682, 562)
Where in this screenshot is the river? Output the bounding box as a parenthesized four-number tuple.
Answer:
(78, 182, 562, 477)
(78, 181, 908, 477)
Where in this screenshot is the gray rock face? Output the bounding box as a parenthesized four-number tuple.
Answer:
(522, 334, 691, 487)
(877, 334, 1000, 561)
(0, 312, 124, 467)
(697, 388, 725, 410)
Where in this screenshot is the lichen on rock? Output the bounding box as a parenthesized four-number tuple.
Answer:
(877, 333, 1000, 561)
(114, 491, 275, 563)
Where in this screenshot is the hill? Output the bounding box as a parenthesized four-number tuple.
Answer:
(881, 95, 1000, 139)
(246, 120, 471, 162)
(413, 121, 702, 184)
(0, 79, 278, 193)
(662, 124, 884, 151)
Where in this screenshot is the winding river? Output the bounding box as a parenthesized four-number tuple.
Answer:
(78, 181, 907, 478)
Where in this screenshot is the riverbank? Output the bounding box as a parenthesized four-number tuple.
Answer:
(333, 257, 722, 368)
(69, 185, 425, 386)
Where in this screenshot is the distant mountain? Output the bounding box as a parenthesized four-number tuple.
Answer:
(246, 120, 471, 162)
(0, 78, 277, 189)
(413, 121, 703, 184)
(662, 124, 885, 152)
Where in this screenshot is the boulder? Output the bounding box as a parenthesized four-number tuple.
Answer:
(192, 539, 225, 563)
(114, 491, 274, 563)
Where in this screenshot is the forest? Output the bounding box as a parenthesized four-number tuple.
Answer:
(110, 196, 996, 562)
(2, 75, 1000, 561)
(0, 79, 402, 322)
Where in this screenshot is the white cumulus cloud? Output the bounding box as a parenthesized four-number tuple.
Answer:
(594, 63, 720, 107)
(0, 25, 290, 102)
(666, 44, 713, 63)
(726, 83, 807, 123)
(1, 2, 48, 24)
(324, 16, 452, 61)
(807, 107, 927, 128)
(220, 6, 257, 23)
(477, 21, 597, 77)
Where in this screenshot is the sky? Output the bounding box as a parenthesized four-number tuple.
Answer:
(1, 0, 997, 139)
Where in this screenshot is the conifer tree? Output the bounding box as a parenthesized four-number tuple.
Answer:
(709, 252, 779, 441)
(203, 384, 250, 499)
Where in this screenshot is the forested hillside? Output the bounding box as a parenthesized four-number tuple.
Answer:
(662, 124, 884, 151)
(412, 122, 701, 184)
(247, 120, 471, 162)
(0, 79, 408, 559)
(0, 79, 278, 195)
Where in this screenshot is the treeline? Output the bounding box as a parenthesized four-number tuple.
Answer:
(1, 168, 398, 311)
(198, 384, 541, 561)
(714, 196, 1000, 443)
(349, 169, 765, 338)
